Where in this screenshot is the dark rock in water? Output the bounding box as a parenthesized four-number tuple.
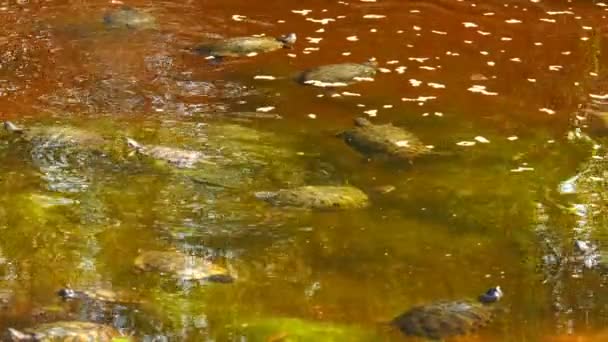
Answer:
(339, 117, 435, 162)
(195, 33, 296, 57)
(8, 321, 124, 341)
(255, 185, 369, 210)
(134, 250, 233, 282)
(299, 60, 377, 87)
(103, 6, 157, 30)
(392, 287, 503, 340)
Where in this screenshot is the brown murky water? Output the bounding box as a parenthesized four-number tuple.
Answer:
(1, 0, 608, 341)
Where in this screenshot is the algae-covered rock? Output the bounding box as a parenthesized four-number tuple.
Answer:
(134, 250, 234, 283)
(8, 321, 125, 341)
(255, 185, 369, 210)
(195, 33, 296, 57)
(299, 60, 377, 87)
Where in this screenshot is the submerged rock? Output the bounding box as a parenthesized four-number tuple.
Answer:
(58, 286, 143, 306)
(4, 121, 106, 152)
(195, 33, 296, 57)
(134, 250, 234, 282)
(255, 185, 369, 210)
(392, 287, 503, 340)
(126, 137, 214, 169)
(104, 6, 157, 30)
(339, 117, 435, 162)
(299, 60, 377, 87)
(8, 321, 124, 341)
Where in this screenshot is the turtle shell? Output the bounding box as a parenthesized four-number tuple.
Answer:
(196, 36, 286, 57)
(255, 185, 369, 210)
(392, 300, 497, 340)
(8, 321, 122, 341)
(340, 118, 433, 162)
(299, 62, 377, 87)
(134, 250, 234, 282)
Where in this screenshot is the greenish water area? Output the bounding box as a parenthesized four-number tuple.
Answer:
(2, 0, 608, 341)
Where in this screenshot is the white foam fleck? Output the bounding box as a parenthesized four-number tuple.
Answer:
(409, 79, 422, 87)
(510, 57, 522, 62)
(456, 141, 476, 146)
(364, 109, 378, 117)
(246, 52, 258, 57)
(428, 82, 445, 89)
(419, 66, 436, 71)
(304, 80, 349, 87)
(316, 28, 325, 33)
(507, 136, 518, 141)
(540, 18, 556, 23)
(474, 136, 490, 143)
(590, 93, 608, 100)
(394, 140, 409, 147)
(549, 65, 562, 71)
(308, 113, 317, 119)
(256, 106, 275, 112)
(353, 77, 375, 82)
(480, 51, 489, 55)
(539, 108, 555, 115)
(463, 22, 478, 28)
(287, 53, 297, 58)
(581, 37, 590, 41)
(477, 30, 491, 36)
(253, 75, 276, 80)
(468, 85, 498, 96)
(505, 19, 522, 23)
(434, 112, 443, 117)
(292, 9, 313, 15)
(409, 57, 429, 63)
(483, 12, 495, 16)
(306, 17, 335, 24)
(232, 14, 247, 21)
(561, 51, 571, 55)
(346, 35, 359, 41)
(413, 25, 421, 31)
(378, 68, 392, 73)
(431, 30, 447, 35)
(342, 52, 351, 56)
(342, 91, 361, 96)
(387, 60, 399, 65)
(395, 66, 407, 74)
(511, 167, 534, 172)
(402, 96, 437, 102)
(547, 10, 575, 15)
(534, 42, 543, 46)
(501, 37, 512, 41)
(487, 61, 496, 66)
(306, 37, 323, 44)
(363, 14, 386, 19)
(383, 105, 393, 108)
(527, 78, 536, 82)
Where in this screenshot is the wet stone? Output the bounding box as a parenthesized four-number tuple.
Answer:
(339, 117, 434, 162)
(7, 321, 124, 342)
(392, 287, 503, 340)
(195, 33, 296, 57)
(126, 138, 213, 169)
(299, 60, 378, 87)
(255, 185, 369, 210)
(103, 6, 157, 30)
(134, 250, 234, 282)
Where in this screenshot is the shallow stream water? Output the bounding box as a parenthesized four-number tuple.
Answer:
(2, 0, 608, 341)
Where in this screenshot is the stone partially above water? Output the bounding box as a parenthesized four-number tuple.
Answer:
(195, 33, 297, 57)
(339, 117, 434, 162)
(126, 138, 213, 169)
(255, 185, 369, 210)
(103, 6, 157, 30)
(392, 287, 503, 340)
(299, 60, 378, 87)
(134, 250, 234, 282)
(58, 286, 143, 306)
(8, 321, 124, 341)
(4, 121, 106, 151)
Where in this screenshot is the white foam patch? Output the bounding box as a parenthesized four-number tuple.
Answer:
(468, 85, 498, 96)
(428, 82, 445, 89)
(346, 36, 359, 41)
(304, 80, 348, 87)
(256, 106, 275, 112)
(456, 141, 476, 146)
(363, 14, 386, 19)
(254, 75, 276, 80)
(232, 14, 247, 21)
(463, 22, 478, 28)
(474, 136, 490, 143)
(292, 9, 313, 15)
(539, 108, 556, 115)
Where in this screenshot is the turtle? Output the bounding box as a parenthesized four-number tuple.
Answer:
(391, 286, 503, 340)
(298, 60, 378, 87)
(134, 250, 234, 283)
(254, 185, 369, 210)
(57, 287, 143, 306)
(103, 6, 157, 30)
(195, 33, 297, 57)
(126, 137, 215, 169)
(338, 117, 436, 162)
(7, 321, 124, 341)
